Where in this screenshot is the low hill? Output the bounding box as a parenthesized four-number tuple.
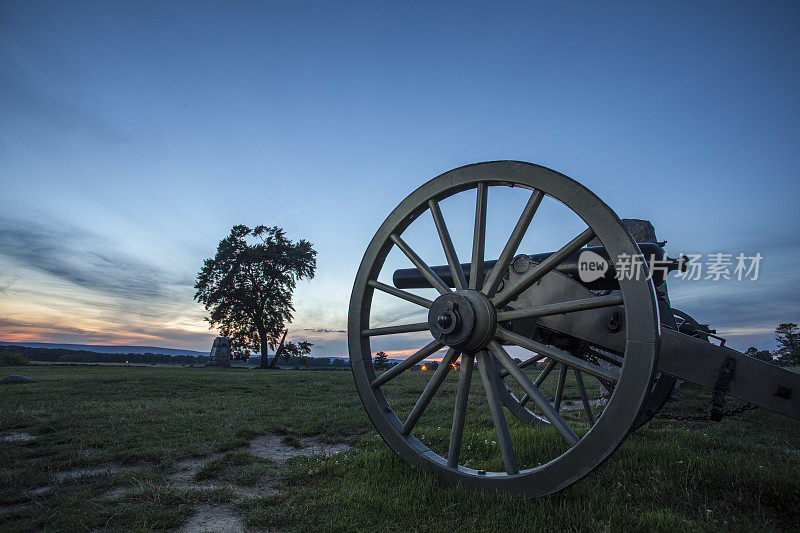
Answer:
(0, 341, 207, 357)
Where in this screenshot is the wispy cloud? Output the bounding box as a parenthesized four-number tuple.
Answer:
(0, 315, 213, 347)
(668, 268, 799, 350)
(0, 214, 174, 300)
(0, 212, 218, 350)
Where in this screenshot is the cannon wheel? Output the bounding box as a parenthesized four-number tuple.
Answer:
(348, 161, 659, 497)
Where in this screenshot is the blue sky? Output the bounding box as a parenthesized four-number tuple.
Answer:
(1, 1, 798, 357)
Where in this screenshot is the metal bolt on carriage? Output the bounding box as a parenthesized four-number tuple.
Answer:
(347, 161, 799, 497)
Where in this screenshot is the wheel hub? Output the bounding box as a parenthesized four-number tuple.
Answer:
(428, 290, 497, 352)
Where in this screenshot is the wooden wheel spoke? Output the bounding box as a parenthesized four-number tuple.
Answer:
(447, 352, 474, 468)
(488, 342, 579, 446)
(498, 354, 546, 379)
(496, 294, 624, 322)
(477, 350, 518, 474)
(402, 349, 459, 435)
(371, 340, 443, 388)
(368, 279, 433, 309)
(362, 322, 429, 337)
(482, 189, 544, 297)
(469, 183, 488, 290)
(574, 369, 595, 426)
(496, 326, 619, 383)
(553, 364, 567, 412)
(390, 234, 451, 295)
(494, 227, 595, 307)
(429, 200, 468, 290)
(534, 359, 557, 387)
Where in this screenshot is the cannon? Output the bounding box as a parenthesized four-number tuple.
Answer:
(348, 161, 799, 497)
(392, 242, 685, 291)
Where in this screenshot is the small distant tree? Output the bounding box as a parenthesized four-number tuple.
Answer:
(744, 346, 774, 363)
(194, 225, 316, 363)
(259, 329, 313, 369)
(775, 323, 800, 366)
(283, 340, 313, 370)
(427, 361, 439, 372)
(373, 351, 389, 370)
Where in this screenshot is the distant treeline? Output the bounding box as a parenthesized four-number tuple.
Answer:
(0, 345, 352, 369)
(248, 355, 350, 369)
(0, 345, 209, 365)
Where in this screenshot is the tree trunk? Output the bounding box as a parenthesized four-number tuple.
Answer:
(257, 325, 271, 369)
(269, 330, 288, 369)
(258, 338, 270, 369)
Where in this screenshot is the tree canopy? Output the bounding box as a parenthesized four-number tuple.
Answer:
(373, 351, 389, 370)
(775, 322, 799, 366)
(744, 346, 773, 363)
(743, 322, 799, 367)
(194, 225, 316, 360)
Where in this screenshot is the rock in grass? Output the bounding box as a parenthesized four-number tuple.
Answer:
(1, 374, 37, 384)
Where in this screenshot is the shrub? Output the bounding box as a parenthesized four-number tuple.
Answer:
(0, 351, 30, 366)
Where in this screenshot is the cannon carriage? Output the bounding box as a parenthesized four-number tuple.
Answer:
(348, 161, 799, 497)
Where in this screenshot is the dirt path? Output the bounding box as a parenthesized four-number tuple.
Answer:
(173, 434, 348, 532)
(17, 433, 348, 532)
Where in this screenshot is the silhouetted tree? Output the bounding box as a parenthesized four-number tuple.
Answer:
(194, 225, 316, 362)
(373, 351, 389, 370)
(281, 339, 313, 369)
(744, 346, 773, 363)
(775, 323, 800, 366)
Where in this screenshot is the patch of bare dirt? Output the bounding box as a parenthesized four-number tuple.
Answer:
(1, 432, 35, 442)
(59, 434, 348, 530)
(53, 465, 134, 482)
(99, 486, 129, 500)
(166, 453, 279, 499)
(0, 487, 53, 515)
(169, 454, 224, 484)
(177, 504, 247, 533)
(559, 399, 605, 411)
(169, 433, 348, 531)
(248, 434, 350, 464)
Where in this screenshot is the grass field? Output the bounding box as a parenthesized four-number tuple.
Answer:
(1, 364, 799, 532)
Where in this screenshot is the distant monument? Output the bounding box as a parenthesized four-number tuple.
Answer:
(206, 337, 232, 367)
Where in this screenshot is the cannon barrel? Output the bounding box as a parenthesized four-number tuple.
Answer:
(392, 243, 686, 291)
